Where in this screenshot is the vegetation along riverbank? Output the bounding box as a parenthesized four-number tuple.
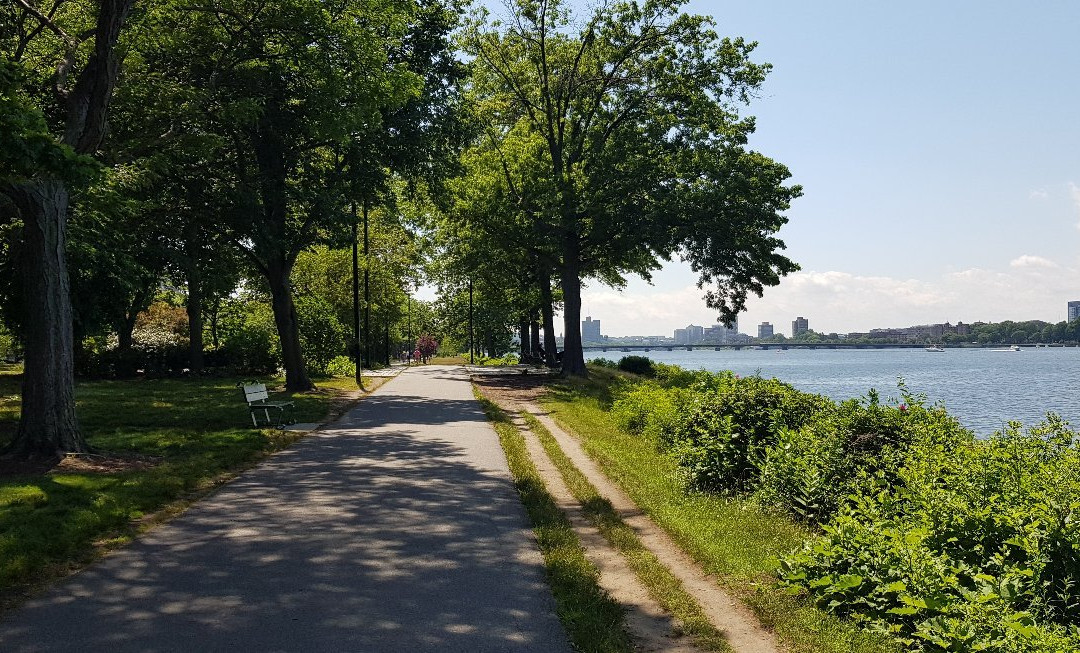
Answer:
(543, 358, 1079, 652)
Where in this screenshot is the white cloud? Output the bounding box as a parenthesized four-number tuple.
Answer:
(1029, 188, 1049, 200)
(1009, 255, 1059, 269)
(581, 256, 1080, 337)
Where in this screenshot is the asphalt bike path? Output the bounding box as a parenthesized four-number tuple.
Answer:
(0, 365, 571, 652)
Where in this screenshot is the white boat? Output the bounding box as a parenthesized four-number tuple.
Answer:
(991, 345, 1021, 352)
(925, 345, 945, 352)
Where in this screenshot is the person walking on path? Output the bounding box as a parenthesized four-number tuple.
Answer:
(0, 366, 572, 653)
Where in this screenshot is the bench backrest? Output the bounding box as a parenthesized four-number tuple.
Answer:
(242, 383, 269, 404)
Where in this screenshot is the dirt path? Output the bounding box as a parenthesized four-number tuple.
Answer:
(474, 375, 781, 653)
(506, 409, 700, 653)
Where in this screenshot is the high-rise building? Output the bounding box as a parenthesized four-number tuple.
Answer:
(758, 322, 774, 339)
(581, 316, 601, 342)
(1069, 301, 1080, 323)
(792, 316, 809, 336)
(673, 328, 689, 344)
(686, 324, 704, 342)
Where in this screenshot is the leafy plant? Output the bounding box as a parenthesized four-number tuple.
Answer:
(617, 355, 655, 376)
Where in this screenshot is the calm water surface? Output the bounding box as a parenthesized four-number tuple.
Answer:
(585, 347, 1080, 435)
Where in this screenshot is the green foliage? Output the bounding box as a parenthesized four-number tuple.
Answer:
(780, 417, 1080, 651)
(326, 356, 356, 378)
(589, 357, 618, 369)
(598, 363, 1080, 650)
(212, 300, 280, 375)
(670, 376, 830, 493)
(616, 355, 655, 376)
(295, 294, 348, 377)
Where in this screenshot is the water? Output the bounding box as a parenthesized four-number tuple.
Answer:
(586, 347, 1080, 435)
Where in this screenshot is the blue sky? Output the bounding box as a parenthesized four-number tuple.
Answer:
(580, 1, 1080, 336)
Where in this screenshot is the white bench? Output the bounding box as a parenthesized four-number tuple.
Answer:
(239, 382, 294, 427)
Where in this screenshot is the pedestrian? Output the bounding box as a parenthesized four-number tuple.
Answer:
(414, 348, 422, 365)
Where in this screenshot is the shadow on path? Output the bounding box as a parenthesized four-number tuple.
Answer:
(0, 367, 570, 653)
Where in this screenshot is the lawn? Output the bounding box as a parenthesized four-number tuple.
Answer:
(541, 366, 898, 653)
(0, 368, 362, 608)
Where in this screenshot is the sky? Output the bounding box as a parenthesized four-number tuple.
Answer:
(577, 1, 1080, 337)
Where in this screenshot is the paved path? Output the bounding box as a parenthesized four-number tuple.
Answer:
(0, 366, 571, 653)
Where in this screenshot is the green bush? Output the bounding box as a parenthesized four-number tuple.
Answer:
(213, 300, 280, 375)
(780, 415, 1080, 651)
(588, 357, 618, 369)
(670, 376, 830, 493)
(617, 355, 654, 376)
(326, 355, 356, 378)
(295, 294, 348, 377)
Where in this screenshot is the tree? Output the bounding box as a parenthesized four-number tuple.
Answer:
(464, 0, 800, 376)
(1, 1, 135, 458)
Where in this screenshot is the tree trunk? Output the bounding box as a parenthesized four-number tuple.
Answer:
(185, 228, 205, 373)
(539, 272, 558, 367)
(186, 267, 204, 373)
(530, 316, 541, 356)
(560, 249, 588, 377)
(485, 329, 494, 358)
(519, 316, 530, 359)
(267, 258, 312, 391)
(4, 179, 87, 458)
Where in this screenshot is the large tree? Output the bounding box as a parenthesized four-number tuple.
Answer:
(1, 0, 135, 457)
(141, 0, 464, 390)
(464, 0, 801, 376)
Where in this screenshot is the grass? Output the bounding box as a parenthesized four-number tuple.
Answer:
(473, 388, 633, 653)
(0, 369, 366, 607)
(541, 366, 899, 653)
(523, 412, 732, 652)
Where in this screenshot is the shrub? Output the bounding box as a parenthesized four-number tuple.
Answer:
(588, 357, 618, 369)
(326, 355, 356, 378)
(780, 414, 1080, 651)
(295, 294, 348, 377)
(669, 375, 830, 493)
(213, 300, 280, 375)
(617, 355, 654, 376)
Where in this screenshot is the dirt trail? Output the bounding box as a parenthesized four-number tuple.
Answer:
(525, 406, 780, 653)
(472, 375, 781, 653)
(508, 410, 699, 653)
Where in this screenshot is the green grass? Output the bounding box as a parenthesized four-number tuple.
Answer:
(523, 412, 732, 652)
(473, 389, 633, 653)
(0, 369, 362, 605)
(541, 367, 899, 653)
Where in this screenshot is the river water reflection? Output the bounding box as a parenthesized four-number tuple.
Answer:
(585, 347, 1080, 435)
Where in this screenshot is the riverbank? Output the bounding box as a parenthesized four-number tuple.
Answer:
(549, 359, 1079, 652)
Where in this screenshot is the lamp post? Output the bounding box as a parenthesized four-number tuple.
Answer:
(468, 279, 474, 365)
(351, 202, 365, 390)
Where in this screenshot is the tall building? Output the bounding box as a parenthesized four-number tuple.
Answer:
(758, 322, 774, 339)
(792, 316, 809, 336)
(1069, 301, 1080, 323)
(686, 324, 704, 342)
(673, 328, 689, 344)
(581, 316, 601, 342)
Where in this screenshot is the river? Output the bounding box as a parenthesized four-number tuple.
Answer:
(585, 347, 1080, 435)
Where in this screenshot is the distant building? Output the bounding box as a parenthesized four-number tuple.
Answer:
(581, 316, 601, 342)
(673, 328, 689, 344)
(792, 316, 809, 336)
(757, 322, 774, 339)
(686, 324, 704, 342)
(1069, 301, 1080, 323)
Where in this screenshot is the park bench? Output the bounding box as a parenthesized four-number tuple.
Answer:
(238, 381, 295, 428)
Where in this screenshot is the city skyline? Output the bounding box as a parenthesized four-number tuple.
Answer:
(577, 2, 1080, 337)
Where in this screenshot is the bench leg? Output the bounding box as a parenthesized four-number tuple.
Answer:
(251, 411, 259, 427)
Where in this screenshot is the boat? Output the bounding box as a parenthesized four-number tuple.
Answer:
(925, 344, 945, 352)
(990, 345, 1021, 352)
